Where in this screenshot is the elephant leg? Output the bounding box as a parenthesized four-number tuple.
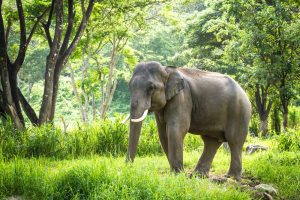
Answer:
(155, 113, 168, 157)
(227, 142, 243, 180)
(166, 123, 186, 172)
(193, 135, 222, 177)
(225, 123, 247, 180)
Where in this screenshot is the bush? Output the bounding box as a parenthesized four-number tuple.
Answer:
(0, 117, 197, 159)
(0, 119, 129, 159)
(0, 116, 206, 160)
(278, 129, 300, 151)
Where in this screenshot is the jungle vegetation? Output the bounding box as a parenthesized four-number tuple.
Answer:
(0, 0, 299, 199)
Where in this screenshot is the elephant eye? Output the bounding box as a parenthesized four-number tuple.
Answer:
(148, 83, 156, 92)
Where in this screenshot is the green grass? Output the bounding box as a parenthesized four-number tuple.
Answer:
(0, 153, 252, 200)
(0, 147, 299, 199)
(0, 117, 204, 160)
(0, 119, 299, 199)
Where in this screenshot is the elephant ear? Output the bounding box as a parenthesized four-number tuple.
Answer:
(165, 68, 185, 101)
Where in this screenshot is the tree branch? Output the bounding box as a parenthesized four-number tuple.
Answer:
(59, 0, 75, 56)
(46, 0, 55, 28)
(25, 8, 49, 47)
(62, 0, 96, 66)
(42, 0, 55, 47)
(17, 88, 39, 125)
(42, 23, 53, 47)
(15, 0, 26, 70)
(15, 7, 49, 71)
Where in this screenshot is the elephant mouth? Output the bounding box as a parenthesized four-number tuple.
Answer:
(122, 100, 160, 124)
(131, 109, 148, 122)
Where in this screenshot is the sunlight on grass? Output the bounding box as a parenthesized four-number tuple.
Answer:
(1, 148, 300, 199)
(1, 121, 299, 199)
(0, 154, 252, 200)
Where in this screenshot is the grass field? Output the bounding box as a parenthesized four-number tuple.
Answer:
(0, 120, 299, 199)
(1, 142, 299, 199)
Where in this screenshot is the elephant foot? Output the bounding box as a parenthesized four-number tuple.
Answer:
(226, 171, 241, 181)
(190, 170, 209, 179)
(170, 164, 184, 173)
(210, 175, 228, 184)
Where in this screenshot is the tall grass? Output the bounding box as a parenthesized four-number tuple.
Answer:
(0, 155, 252, 200)
(244, 151, 300, 199)
(1, 118, 299, 199)
(0, 119, 128, 159)
(277, 129, 300, 151)
(0, 117, 203, 160)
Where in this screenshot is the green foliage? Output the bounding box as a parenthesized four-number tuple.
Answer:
(110, 78, 130, 113)
(278, 130, 300, 151)
(0, 121, 148, 160)
(289, 106, 300, 128)
(1, 139, 300, 199)
(139, 118, 163, 155)
(0, 117, 207, 160)
(0, 118, 124, 159)
(0, 156, 252, 200)
(245, 151, 300, 199)
(1, 120, 300, 199)
(19, 39, 49, 84)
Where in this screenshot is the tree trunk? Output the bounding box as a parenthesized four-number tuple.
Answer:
(0, 69, 24, 130)
(69, 65, 86, 122)
(0, 1, 24, 129)
(8, 66, 25, 126)
(39, 0, 64, 124)
(82, 87, 89, 122)
(255, 84, 272, 137)
(259, 116, 268, 137)
(282, 107, 288, 130)
(272, 107, 281, 133)
(60, 115, 68, 133)
(100, 37, 118, 119)
(101, 77, 117, 118)
(280, 83, 289, 130)
(81, 57, 89, 122)
(17, 88, 39, 125)
(39, 56, 56, 124)
(92, 93, 96, 120)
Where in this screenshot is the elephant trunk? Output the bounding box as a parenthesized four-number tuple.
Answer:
(126, 120, 143, 162)
(126, 98, 149, 162)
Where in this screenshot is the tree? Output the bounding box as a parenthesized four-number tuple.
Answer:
(69, 0, 164, 121)
(0, 0, 95, 128)
(38, 0, 95, 124)
(0, 0, 47, 129)
(269, 0, 300, 129)
(223, 0, 300, 132)
(187, 0, 300, 135)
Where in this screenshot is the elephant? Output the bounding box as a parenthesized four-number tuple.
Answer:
(124, 61, 251, 180)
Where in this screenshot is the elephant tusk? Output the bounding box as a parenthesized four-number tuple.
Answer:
(131, 109, 148, 123)
(121, 114, 130, 124)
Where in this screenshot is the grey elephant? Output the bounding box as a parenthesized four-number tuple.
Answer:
(123, 61, 251, 180)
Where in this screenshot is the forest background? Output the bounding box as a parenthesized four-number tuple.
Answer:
(0, 0, 299, 199)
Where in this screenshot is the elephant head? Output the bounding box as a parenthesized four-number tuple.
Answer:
(126, 61, 185, 162)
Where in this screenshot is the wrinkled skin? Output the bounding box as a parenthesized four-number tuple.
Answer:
(127, 61, 251, 180)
